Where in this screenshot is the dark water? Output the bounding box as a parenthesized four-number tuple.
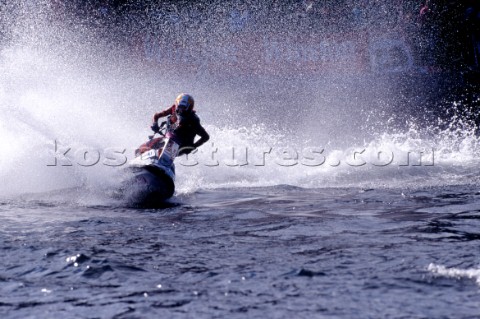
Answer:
(1, 185, 480, 318)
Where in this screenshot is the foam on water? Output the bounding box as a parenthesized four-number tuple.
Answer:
(428, 264, 480, 286)
(173, 121, 479, 194)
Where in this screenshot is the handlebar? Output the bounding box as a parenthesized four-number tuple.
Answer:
(149, 115, 172, 140)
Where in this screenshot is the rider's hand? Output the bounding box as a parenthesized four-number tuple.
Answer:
(151, 122, 160, 132)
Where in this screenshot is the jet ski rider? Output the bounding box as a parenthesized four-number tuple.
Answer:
(151, 93, 210, 156)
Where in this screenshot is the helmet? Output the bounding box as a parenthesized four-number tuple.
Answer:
(175, 93, 194, 115)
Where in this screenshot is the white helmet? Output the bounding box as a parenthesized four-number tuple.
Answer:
(175, 93, 195, 115)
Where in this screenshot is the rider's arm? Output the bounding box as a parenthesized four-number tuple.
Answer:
(153, 105, 174, 122)
(193, 121, 210, 149)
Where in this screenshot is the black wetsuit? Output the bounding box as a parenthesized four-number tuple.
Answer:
(153, 105, 210, 155)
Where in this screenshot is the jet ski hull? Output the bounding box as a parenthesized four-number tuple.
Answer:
(123, 165, 175, 205)
(122, 120, 180, 206)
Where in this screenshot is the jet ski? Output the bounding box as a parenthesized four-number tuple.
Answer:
(121, 116, 179, 205)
